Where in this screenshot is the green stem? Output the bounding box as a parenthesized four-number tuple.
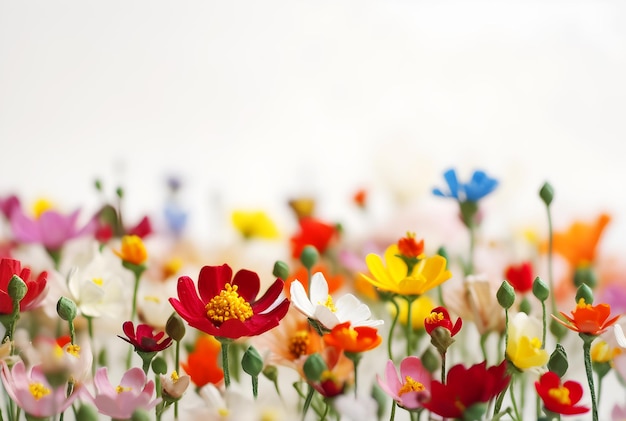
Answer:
(545, 203, 557, 315)
(130, 270, 141, 322)
(503, 309, 509, 361)
(510, 375, 521, 421)
(252, 375, 258, 399)
(493, 374, 512, 416)
(480, 332, 490, 364)
(467, 225, 475, 276)
(405, 296, 414, 356)
(440, 351, 446, 384)
(582, 335, 598, 421)
(302, 385, 315, 421)
(389, 401, 396, 421)
(541, 300, 547, 348)
(387, 298, 400, 361)
(174, 340, 180, 420)
(220, 339, 231, 388)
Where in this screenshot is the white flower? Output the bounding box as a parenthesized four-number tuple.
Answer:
(290, 272, 383, 330)
(161, 370, 190, 400)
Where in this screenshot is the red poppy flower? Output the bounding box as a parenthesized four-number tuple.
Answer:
(119, 321, 172, 353)
(290, 217, 338, 259)
(422, 360, 510, 419)
(424, 307, 462, 336)
(505, 261, 534, 293)
(181, 334, 223, 388)
(535, 371, 589, 415)
(552, 298, 620, 336)
(0, 258, 47, 314)
(169, 264, 290, 340)
(323, 322, 382, 353)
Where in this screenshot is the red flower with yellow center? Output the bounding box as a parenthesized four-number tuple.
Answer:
(424, 307, 462, 337)
(323, 322, 382, 353)
(169, 264, 290, 339)
(535, 371, 589, 415)
(552, 298, 620, 336)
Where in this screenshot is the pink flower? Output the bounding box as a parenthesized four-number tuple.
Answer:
(0, 360, 79, 418)
(377, 357, 432, 410)
(82, 367, 160, 419)
(10, 207, 97, 251)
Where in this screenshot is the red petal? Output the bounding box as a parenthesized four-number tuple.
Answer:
(231, 269, 260, 303)
(251, 279, 284, 313)
(198, 265, 232, 303)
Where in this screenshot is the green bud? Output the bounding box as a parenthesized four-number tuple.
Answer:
(94, 179, 103, 192)
(532, 276, 550, 302)
(420, 346, 440, 374)
(539, 182, 554, 206)
(242, 345, 264, 377)
(8, 275, 27, 302)
(262, 365, 278, 383)
(575, 284, 594, 305)
(56, 297, 77, 321)
(303, 353, 327, 382)
(300, 245, 319, 270)
(462, 402, 488, 421)
(550, 318, 568, 341)
(151, 356, 167, 375)
(75, 404, 99, 421)
(272, 260, 289, 280)
(496, 280, 515, 310)
(130, 409, 151, 421)
(519, 296, 531, 315)
(593, 360, 611, 379)
(165, 313, 186, 342)
(547, 343, 568, 377)
(574, 266, 597, 289)
(429, 326, 455, 355)
(116, 186, 124, 199)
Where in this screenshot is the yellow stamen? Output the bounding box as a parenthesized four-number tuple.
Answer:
(548, 386, 571, 405)
(288, 330, 310, 359)
(32, 199, 54, 219)
(171, 370, 179, 383)
(205, 283, 253, 324)
(218, 408, 229, 417)
(398, 375, 425, 396)
(319, 295, 337, 312)
(144, 295, 161, 303)
(530, 337, 542, 350)
(426, 311, 444, 324)
(92, 278, 103, 286)
(116, 385, 132, 393)
(320, 370, 336, 382)
(66, 344, 81, 357)
(29, 382, 51, 400)
(576, 298, 592, 310)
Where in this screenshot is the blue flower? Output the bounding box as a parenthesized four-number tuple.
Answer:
(432, 168, 498, 202)
(164, 203, 188, 236)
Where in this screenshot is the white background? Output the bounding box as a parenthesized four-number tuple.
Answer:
(1, 0, 625, 247)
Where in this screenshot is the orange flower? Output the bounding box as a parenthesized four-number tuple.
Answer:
(181, 334, 224, 388)
(113, 235, 147, 266)
(552, 298, 620, 336)
(550, 213, 611, 268)
(284, 264, 344, 299)
(352, 189, 367, 208)
(397, 232, 425, 259)
(323, 322, 382, 353)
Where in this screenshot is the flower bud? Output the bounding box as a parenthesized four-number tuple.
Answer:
(532, 276, 549, 302)
(496, 280, 515, 310)
(151, 356, 167, 375)
(262, 365, 278, 383)
(420, 347, 440, 374)
(463, 402, 488, 421)
(165, 313, 186, 342)
(549, 318, 568, 341)
(539, 182, 554, 206)
(574, 266, 597, 289)
(242, 345, 263, 377)
(272, 260, 289, 280)
(8, 275, 27, 302)
(131, 409, 151, 421)
(575, 284, 594, 305)
(429, 326, 455, 355)
(303, 353, 327, 382)
(547, 343, 568, 377)
(56, 297, 77, 321)
(75, 404, 99, 421)
(519, 296, 531, 315)
(300, 245, 319, 270)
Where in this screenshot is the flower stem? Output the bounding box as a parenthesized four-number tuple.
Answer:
(582, 335, 598, 421)
(174, 339, 180, 420)
(389, 401, 396, 421)
(405, 296, 414, 356)
(440, 351, 446, 384)
(540, 300, 547, 348)
(220, 338, 231, 388)
(387, 298, 400, 361)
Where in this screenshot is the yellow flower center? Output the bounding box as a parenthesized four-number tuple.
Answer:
(530, 337, 542, 350)
(171, 370, 179, 382)
(576, 298, 592, 310)
(205, 283, 253, 324)
(29, 382, 51, 400)
(398, 375, 425, 396)
(548, 386, 571, 405)
(32, 199, 54, 219)
(319, 295, 337, 312)
(288, 330, 310, 359)
(116, 385, 132, 393)
(426, 311, 444, 324)
(66, 344, 81, 357)
(218, 408, 230, 417)
(92, 277, 103, 286)
(320, 370, 336, 383)
(144, 295, 161, 303)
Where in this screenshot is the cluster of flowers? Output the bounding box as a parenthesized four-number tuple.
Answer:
(0, 168, 623, 421)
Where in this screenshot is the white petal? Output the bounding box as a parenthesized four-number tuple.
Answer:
(290, 281, 315, 318)
(309, 272, 329, 305)
(335, 294, 371, 323)
(315, 306, 340, 330)
(615, 324, 626, 348)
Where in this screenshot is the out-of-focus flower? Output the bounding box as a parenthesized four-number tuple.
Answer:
(181, 334, 223, 388)
(119, 321, 172, 353)
(422, 360, 510, 419)
(323, 322, 382, 353)
(591, 339, 622, 363)
(551, 214, 611, 269)
(290, 217, 338, 259)
(306, 346, 354, 398)
(161, 370, 190, 401)
(535, 371, 589, 415)
(506, 312, 549, 371)
(352, 189, 367, 209)
(284, 263, 344, 299)
(9, 206, 97, 251)
(397, 232, 425, 260)
(0, 258, 47, 313)
(553, 298, 620, 336)
(377, 356, 432, 410)
(424, 306, 462, 337)
(505, 261, 534, 294)
(290, 272, 383, 330)
(82, 367, 160, 419)
(113, 235, 148, 266)
(612, 403, 626, 421)
(0, 194, 19, 219)
(169, 264, 290, 340)
(389, 294, 436, 332)
(432, 168, 498, 202)
(231, 210, 280, 240)
(361, 244, 452, 296)
(0, 360, 79, 418)
(288, 197, 316, 220)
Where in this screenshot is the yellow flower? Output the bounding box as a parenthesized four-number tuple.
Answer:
(506, 312, 549, 371)
(389, 294, 436, 331)
(591, 340, 621, 363)
(231, 210, 280, 239)
(113, 235, 148, 265)
(361, 244, 452, 296)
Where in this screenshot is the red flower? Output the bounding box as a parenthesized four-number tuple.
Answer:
(119, 321, 172, 353)
(424, 307, 462, 336)
(553, 298, 620, 336)
(505, 261, 534, 293)
(535, 371, 589, 415)
(422, 360, 510, 419)
(323, 322, 382, 353)
(0, 258, 47, 313)
(397, 232, 424, 259)
(290, 217, 338, 259)
(181, 334, 223, 388)
(169, 264, 290, 340)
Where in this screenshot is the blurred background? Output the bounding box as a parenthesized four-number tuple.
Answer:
(1, 0, 625, 249)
